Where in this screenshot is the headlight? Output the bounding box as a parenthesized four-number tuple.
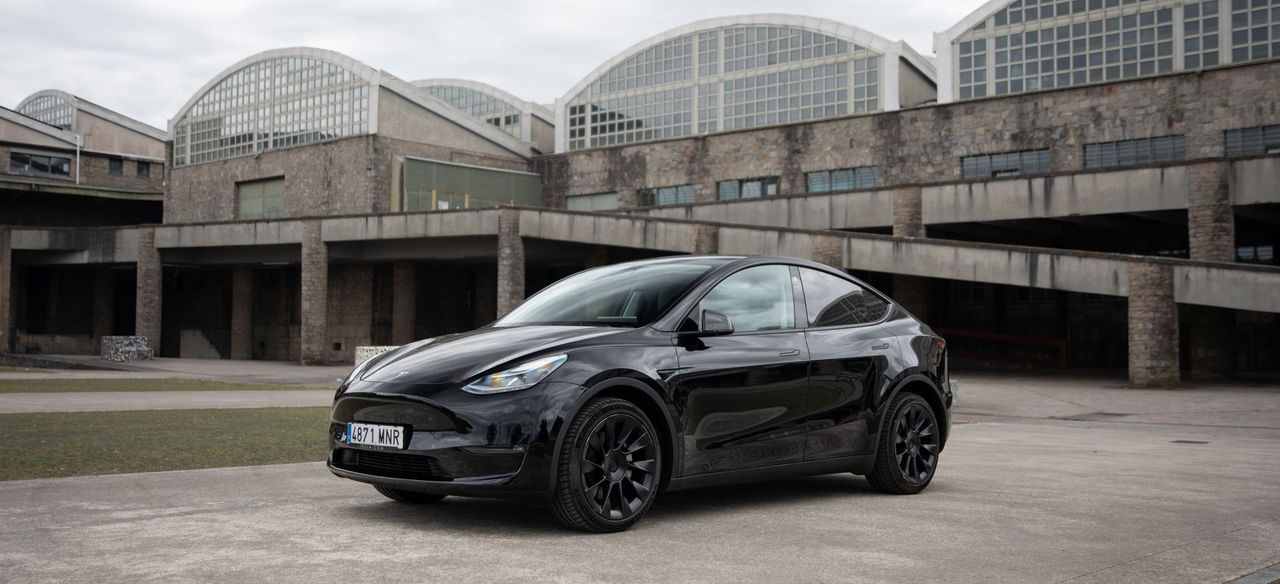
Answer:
(463, 355, 568, 395)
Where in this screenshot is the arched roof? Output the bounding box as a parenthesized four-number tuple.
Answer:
(411, 78, 554, 123)
(168, 47, 382, 132)
(168, 47, 535, 163)
(558, 14, 935, 105)
(934, 0, 1021, 48)
(17, 89, 166, 141)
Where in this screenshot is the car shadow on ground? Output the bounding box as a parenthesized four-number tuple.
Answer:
(333, 472, 902, 534)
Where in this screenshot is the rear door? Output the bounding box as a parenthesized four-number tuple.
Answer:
(670, 264, 811, 476)
(796, 267, 896, 461)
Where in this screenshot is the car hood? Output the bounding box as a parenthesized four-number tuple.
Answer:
(359, 325, 624, 386)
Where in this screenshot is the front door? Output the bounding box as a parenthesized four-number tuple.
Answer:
(670, 264, 810, 476)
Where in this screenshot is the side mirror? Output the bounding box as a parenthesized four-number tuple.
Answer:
(700, 309, 734, 337)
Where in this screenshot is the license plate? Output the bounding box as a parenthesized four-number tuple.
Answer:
(345, 422, 408, 449)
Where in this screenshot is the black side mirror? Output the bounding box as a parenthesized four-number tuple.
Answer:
(700, 309, 734, 336)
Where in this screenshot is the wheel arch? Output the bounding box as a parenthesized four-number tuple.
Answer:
(549, 376, 680, 492)
(877, 374, 949, 449)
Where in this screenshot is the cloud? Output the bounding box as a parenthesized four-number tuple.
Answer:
(0, 0, 987, 128)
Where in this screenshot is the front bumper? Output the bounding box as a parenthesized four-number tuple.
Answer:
(327, 379, 583, 500)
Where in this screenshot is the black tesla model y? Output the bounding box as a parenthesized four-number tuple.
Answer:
(329, 255, 953, 532)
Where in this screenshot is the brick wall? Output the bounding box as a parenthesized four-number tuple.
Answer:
(536, 61, 1280, 205)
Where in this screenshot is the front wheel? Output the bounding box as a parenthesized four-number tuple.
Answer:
(865, 392, 941, 494)
(551, 397, 662, 533)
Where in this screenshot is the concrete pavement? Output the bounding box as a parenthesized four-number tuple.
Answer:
(0, 417, 1277, 583)
(0, 390, 334, 413)
(0, 371, 1278, 583)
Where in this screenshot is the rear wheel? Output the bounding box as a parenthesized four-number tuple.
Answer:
(551, 397, 662, 533)
(865, 392, 940, 494)
(373, 485, 447, 504)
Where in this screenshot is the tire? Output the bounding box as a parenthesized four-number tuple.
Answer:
(551, 397, 662, 533)
(373, 484, 447, 504)
(865, 392, 941, 495)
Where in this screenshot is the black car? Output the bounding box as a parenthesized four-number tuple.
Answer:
(329, 255, 953, 532)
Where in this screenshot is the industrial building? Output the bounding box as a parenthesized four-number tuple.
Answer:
(1, 7, 1278, 386)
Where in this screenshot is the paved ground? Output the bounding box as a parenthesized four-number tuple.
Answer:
(0, 370, 1277, 583)
(0, 390, 334, 413)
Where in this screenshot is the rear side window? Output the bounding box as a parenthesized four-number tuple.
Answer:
(799, 268, 889, 328)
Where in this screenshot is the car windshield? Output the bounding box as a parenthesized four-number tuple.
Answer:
(496, 262, 714, 328)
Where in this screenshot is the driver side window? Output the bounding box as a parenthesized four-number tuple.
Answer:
(698, 265, 796, 333)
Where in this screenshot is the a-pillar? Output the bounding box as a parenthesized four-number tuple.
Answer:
(230, 266, 253, 360)
(1186, 161, 1237, 379)
(693, 224, 719, 255)
(892, 186, 930, 320)
(497, 209, 524, 318)
(1128, 262, 1180, 387)
(300, 220, 328, 365)
(92, 268, 114, 342)
(810, 234, 845, 269)
(392, 261, 416, 345)
(0, 226, 12, 354)
(135, 227, 162, 354)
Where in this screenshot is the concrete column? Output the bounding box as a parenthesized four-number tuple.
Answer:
(892, 186, 926, 238)
(392, 261, 416, 345)
(810, 234, 845, 269)
(1186, 162, 1236, 379)
(1187, 161, 1235, 263)
(0, 226, 11, 354)
(1128, 262, 1180, 387)
(496, 209, 524, 318)
(300, 220, 328, 365)
(891, 186, 929, 321)
(135, 227, 162, 353)
(693, 224, 720, 255)
(230, 266, 253, 360)
(92, 268, 114, 341)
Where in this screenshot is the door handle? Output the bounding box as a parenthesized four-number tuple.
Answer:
(872, 343, 891, 351)
(779, 349, 801, 357)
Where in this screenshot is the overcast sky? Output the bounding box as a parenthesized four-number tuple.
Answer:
(0, 0, 986, 130)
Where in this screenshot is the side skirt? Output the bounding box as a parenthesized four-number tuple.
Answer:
(663, 454, 875, 492)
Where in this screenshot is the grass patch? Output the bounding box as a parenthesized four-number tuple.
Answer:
(0, 378, 330, 393)
(0, 407, 332, 480)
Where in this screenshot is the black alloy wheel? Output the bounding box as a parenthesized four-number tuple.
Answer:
(552, 397, 661, 532)
(865, 392, 940, 494)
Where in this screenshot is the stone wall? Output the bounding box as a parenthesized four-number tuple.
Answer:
(166, 136, 377, 223)
(536, 61, 1280, 205)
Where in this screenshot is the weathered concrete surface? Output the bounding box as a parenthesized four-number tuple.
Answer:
(1, 371, 1278, 583)
(0, 390, 333, 414)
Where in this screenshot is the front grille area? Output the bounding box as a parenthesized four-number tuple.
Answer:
(333, 448, 451, 481)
